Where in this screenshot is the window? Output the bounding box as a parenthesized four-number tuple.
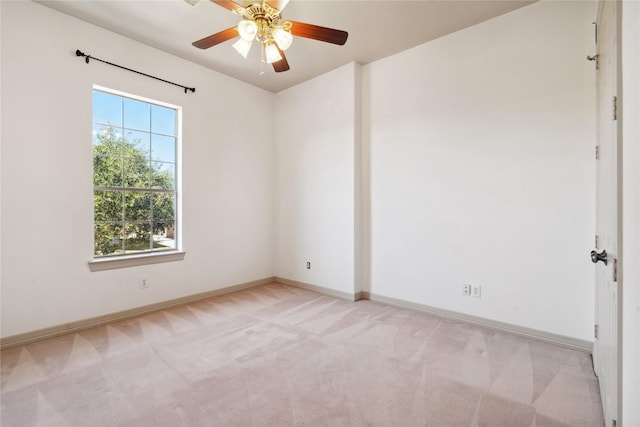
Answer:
(92, 87, 180, 260)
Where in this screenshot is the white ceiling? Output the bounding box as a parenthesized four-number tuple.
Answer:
(36, 0, 534, 93)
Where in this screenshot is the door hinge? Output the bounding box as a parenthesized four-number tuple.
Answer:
(595, 146, 599, 160)
(613, 96, 618, 121)
(595, 235, 599, 248)
(612, 419, 616, 427)
(613, 258, 618, 282)
(595, 324, 599, 339)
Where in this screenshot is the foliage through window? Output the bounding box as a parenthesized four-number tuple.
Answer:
(93, 88, 179, 257)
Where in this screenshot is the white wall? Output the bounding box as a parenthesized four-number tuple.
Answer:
(274, 63, 359, 296)
(621, 1, 640, 424)
(0, 1, 274, 338)
(1, 0, 601, 347)
(366, 1, 597, 340)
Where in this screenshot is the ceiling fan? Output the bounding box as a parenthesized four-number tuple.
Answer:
(190, 0, 348, 73)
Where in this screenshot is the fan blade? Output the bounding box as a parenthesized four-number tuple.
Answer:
(193, 27, 238, 49)
(210, 0, 241, 12)
(289, 21, 348, 45)
(268, 0, 289, 12)
(272, 47, 290, 72)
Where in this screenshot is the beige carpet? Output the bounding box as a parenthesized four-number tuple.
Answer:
(1, 283, 603, 426)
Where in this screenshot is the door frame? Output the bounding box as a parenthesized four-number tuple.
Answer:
(614, 0, 623, 424)
(594, 1, 624, 425)
(619, 2, 640, 425)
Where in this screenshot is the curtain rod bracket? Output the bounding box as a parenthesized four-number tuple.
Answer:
(75, 48, 195, 94)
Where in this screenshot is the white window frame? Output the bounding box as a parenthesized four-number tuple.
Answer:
(89, 85, 184, 271)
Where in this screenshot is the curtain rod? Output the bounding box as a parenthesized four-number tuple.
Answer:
(75, 49, 196, 94)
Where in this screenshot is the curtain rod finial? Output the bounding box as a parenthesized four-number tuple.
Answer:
(75, 49, 90, 63)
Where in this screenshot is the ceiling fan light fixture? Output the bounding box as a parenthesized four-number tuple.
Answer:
(264, 43, 282, 63)
(272, 28, 292, 51)
(232, 38, 253, 58)
(237, 19, 258, 41)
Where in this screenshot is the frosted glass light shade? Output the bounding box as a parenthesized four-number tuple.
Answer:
(265, 43, 282, 63)
(237, 20, 258, 41)
(232, 38, 253, 58)
(272, 28, 292, 51)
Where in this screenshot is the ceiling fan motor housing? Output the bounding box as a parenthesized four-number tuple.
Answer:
(238, 2, 284, 32)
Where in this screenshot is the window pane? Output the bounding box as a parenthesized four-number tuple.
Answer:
(151, 162, 175, 189)
(94, 222, 124, 256)
(151, 105, 176, 136)
(151, 134, 176, 163)
(93, 91, 122, 127)
(153, 221, 176, 251)
(92, 125, 107, 147)
(125, 191, 151, 221)
(124, 130, 151, 158)
(94, 191, 123, 222)
(153, 191, 176, 250)
(93, 156, 123, 187)
(93, 125, 122, 154)
(123, 222, 152, 253)
(153, 193, 176, 221)
(124, 98, 150, 132)
(123, 157, 150, 188)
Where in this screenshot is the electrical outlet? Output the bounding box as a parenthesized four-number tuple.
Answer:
(471, 285, 481, 298)
(306, 262, 311, 270)
(463, 284, 471, 296)
(140, 278, 149, 289)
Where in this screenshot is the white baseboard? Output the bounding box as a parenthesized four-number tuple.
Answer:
(0, 277, 275, 349)
(273, 278, 591, 353)
(274, 277, 361, 302)
(361, 291, 593, 354)
(2, 276, 593, 355)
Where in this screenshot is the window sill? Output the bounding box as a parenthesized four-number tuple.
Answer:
(88, 251, 186, 272)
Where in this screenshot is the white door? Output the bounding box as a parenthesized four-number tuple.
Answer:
(593, 1, 620, 426)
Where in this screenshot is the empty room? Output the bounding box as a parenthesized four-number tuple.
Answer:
(1, 0, 638, 426)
